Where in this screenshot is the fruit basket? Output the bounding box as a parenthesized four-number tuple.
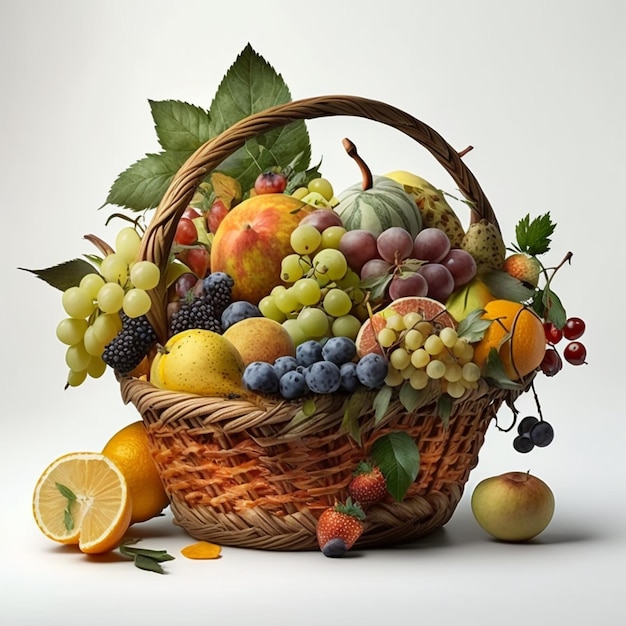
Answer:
(116, 95, 539, 551)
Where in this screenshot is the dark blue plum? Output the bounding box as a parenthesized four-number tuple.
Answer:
(221, 300, 262, 331)
(279, 369, 308, 399)
(273, 355, 298, 379)
(296, 339, 324, 367)
(242, 361, 279, 394)
(305, 360, 341, 394)
(339, 361, 360, 392)
(321, 538, 348, 558)
(321, 336, 357, 365)
(355, 353, 388, 389)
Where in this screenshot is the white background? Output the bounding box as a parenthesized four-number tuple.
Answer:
(1, 1, 624, 624)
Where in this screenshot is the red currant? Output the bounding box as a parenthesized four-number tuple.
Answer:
(540, 348, 563, 377)
(254, 171, 287, 195)
(543, 321, 563, 344)
(563, 341, 587, 365)
(563, 317, 586, 340)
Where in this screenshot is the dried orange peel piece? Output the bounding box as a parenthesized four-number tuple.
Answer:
(181, 541, 222, 560)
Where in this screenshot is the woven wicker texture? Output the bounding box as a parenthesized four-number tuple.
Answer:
(120, 95, 524, 550)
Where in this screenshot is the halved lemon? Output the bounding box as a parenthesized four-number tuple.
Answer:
(32, 451, 132, 554)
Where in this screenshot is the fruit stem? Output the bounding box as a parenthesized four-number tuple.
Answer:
(457, 145, 474, 158)
(342, 138, 373, 191)
(84, 233, 115, 257)
(530, 380, 545, 422)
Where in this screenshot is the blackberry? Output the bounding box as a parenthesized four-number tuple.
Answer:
(102, 314, 157, 375)
(169, 294, 221, 335)
(203, 272, 234, 319)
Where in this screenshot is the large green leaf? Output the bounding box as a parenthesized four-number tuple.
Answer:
(207, 43, 311, 191)
(105, 150, 193, 211)
(150, 99, 211, 152)
(370, 431, 420, 502)
(19, 258, 98, 291)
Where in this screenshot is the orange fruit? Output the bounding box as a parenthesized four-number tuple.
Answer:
(356, 296, 456, 357)
(32, 452, 132, 554)
(472, 299, 546, 380)
(102, 421, 169, 524)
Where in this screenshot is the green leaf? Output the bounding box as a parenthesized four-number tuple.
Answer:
(359, 273, 392, 303)
(19, 258, 98, 291)
(483, 348, 523, 390)
(398, 382, 429, 413)
(514, 213, 556, 256)
(372, 385, 393, 425)
(542, 288, 567, 329)
(370, 431, 420, 502)
(341, 391, 367, 444)
(105, 150, 193, 211)
(133, 554, 166, 574)
(436, 394, 453, 429)
(207, 43, 311, 192)
(56, 482, 77, 532)
(479, 269, 535, 303)
(456, 308, 491, 342)
(150, 100, 211, 152)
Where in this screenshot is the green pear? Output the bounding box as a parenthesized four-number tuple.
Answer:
(445, 277, 495, 322)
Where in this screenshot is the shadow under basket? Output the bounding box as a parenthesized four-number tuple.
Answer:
(117, 95, 532, 550)
(120, 377, 523, 550)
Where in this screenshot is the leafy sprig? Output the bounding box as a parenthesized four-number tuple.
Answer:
(510, 212, 556, 256)
(119, 539, 175, 574)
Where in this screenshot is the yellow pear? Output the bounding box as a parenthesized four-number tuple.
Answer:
(150, 329, 247, 398)
(445, 277, 495, 322)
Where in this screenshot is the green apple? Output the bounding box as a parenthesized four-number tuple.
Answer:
(445, 277, 494, 322)
(471, 471, 555, 542)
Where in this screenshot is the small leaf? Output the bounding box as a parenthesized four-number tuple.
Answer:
(479, 269, 535, 303)
(483, 348, 523, 390)
(372, 385, 393, 424)
(456, 308, 491, 342)
(370, 431, 420, 502)
(359, 273, 392, 303)
(56, 482, 77, 532)
(20, 258, 98, 291)
(133, 554, 166, 574)
(398, 382, 428, 413)
(436, 394, 453, 429)
(149, 99, 211, 152)
(514, 212, 556, 256)
(341, 391, 366, 444)
(211, 172, 242, 208)
(542, 288, 567, 329)
(55, 482, 77, 502)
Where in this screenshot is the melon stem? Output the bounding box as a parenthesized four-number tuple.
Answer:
(342, 137, 373, 191)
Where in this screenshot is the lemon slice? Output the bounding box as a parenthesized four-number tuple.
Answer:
(32, 452, 132, 554)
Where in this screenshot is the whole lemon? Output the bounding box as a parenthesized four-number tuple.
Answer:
(102, 421, 169, 524)
(150, 328, 247, 397)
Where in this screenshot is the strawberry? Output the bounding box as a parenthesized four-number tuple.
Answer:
(348, 462, 387, 506)
(502, 253, 541, 288)
(316, 498, 365, 557)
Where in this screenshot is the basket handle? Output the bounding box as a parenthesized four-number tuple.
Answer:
(139, 95, 497, 340)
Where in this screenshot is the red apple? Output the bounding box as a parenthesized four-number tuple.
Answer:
(471, 471, 555, 542)
(210, 193, 314, 304)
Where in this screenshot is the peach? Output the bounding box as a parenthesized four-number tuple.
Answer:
(223, 317, 295, 366)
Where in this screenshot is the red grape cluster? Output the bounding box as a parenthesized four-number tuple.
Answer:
(540, 316, 587, 376)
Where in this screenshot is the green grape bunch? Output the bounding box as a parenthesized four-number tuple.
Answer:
(56, 227, 161, 388)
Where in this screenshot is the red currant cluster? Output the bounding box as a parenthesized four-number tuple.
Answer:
(541, 316, 587, 376)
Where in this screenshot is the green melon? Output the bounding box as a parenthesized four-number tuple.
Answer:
(335, 175, 422, 238)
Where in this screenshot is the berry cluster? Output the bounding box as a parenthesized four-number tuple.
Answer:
(102, 313, 157, 375)
(541, 316, 587, 376)
(242, 337, 388, 398)
(513, 415, 555, 453)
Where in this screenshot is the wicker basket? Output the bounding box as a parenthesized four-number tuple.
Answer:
(119, 95, 528, 550)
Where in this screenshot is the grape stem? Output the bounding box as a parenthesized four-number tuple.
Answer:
(342, 138, 373, 191)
